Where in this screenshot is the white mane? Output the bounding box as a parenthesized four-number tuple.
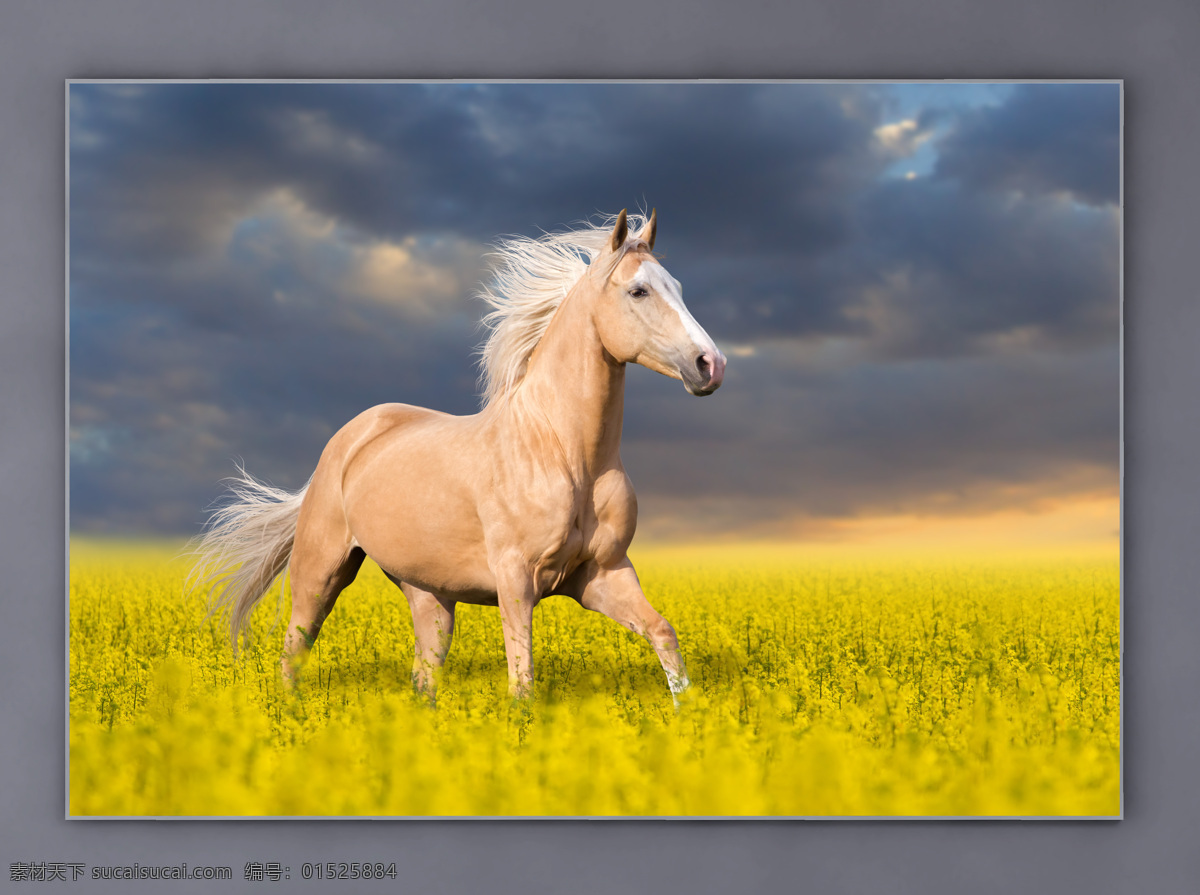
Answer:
(476, 212, 648, 406)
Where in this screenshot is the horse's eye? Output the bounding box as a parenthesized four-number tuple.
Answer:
(629, 287, 649, 299)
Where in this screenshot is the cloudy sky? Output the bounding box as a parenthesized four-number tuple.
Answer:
(69, 82, 1120, 546)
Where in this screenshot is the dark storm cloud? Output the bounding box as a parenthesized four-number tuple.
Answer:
(935, 84, 1120, 207)
(68, 82, 1120, 536)
(841, 179, 1119, 358)
(71, 83, 874, 252)
(70, 83, 1119, 347)
(620, 344, 1116, 531)
(69, 83, 879, 358)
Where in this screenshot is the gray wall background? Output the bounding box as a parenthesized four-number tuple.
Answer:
(4, 0, 1196, 891)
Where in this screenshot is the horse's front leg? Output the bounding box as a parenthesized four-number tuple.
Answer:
(573, 558, 690, 703)
(493, 559, 538, 699)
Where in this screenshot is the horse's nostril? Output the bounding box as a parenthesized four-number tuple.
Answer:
(696, 355, 711, 379)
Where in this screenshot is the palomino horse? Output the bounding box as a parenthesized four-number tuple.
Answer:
(190, 210, 726, 702)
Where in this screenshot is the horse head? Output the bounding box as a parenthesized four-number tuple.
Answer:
(589, 209, 726, 396)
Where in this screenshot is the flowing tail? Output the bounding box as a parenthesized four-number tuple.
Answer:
(186, 464, 309, 652)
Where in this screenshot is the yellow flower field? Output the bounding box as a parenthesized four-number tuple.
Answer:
(69, 540, 1120, 816)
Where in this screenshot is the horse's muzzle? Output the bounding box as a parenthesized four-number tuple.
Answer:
(685, 349, 726, 396)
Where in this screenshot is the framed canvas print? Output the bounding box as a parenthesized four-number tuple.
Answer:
(68, 80, 1121, 817)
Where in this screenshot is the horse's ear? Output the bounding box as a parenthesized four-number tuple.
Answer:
(638, 208, 657, 251)
(610, 209, 628, 252)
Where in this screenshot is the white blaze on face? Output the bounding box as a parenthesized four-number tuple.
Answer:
(633, 260, 716, 355)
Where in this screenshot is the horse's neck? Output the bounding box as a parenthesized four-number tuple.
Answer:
(515, 284, 624, 475)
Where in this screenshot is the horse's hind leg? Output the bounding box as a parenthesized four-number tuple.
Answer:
(390, 578, 455, 700)
(281, 545, 365, 686)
